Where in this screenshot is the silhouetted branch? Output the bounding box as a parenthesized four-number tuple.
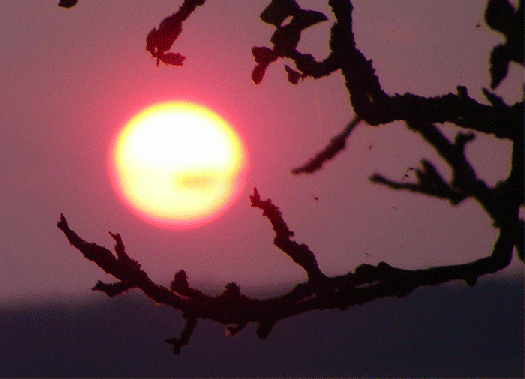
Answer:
(146, 0, 205, 66)
(371, 120, 478, 204)
(406, 120, 523, 233)
(92, 280, 132, 297)
(55, 0, 523, 354)
(370, 162, 469, 206)
(372, 115, 523, 256)
(292, 116, 361, 174)
(165, 316, 197, 354)
(328, 0, 525, 134)
(58, 183, 518, 352)
(254, 0, 525, 139)
(251, 0, 338, 84)
(485, 0, 524, 88)
(58, 0, 77, 8)
(249, 188, 325, 283)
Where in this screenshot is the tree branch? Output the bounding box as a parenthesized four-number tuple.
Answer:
(55, 0, 524, 355)
(58, 184, 518, 352)
(146, 0, 205, 66)
(249, 188, 326, 283)
(292, 116, 361, 174)
(326, 0, 523, 137)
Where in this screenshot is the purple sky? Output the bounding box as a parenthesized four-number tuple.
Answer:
(1, 0, 522, 304)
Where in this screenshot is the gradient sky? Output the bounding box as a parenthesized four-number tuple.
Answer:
(1, 0, 522, 307)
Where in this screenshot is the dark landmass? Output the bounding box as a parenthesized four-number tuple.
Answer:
(1, 278, 523, 377)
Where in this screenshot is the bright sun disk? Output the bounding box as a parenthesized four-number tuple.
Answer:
(109, 101, 247, 229)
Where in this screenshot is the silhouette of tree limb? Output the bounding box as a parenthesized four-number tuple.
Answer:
(292, 116, 361, 174)
(370, 160, 469, 206)
(371, 116, 523, 257)
(165, 316, 197, 354)
(56, 0, 524, 353)
(57, 186, 518, 352)
(485, 0, 524, 88)
(146, 0, 205, 66)
(58, 0, 77, 8)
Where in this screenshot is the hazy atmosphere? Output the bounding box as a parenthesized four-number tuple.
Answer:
(1, 0, 523, 376)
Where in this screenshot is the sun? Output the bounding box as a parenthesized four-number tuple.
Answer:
(109, 101, 247, 229)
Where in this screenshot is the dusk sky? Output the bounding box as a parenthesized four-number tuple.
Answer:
(0, 0, 523, 376)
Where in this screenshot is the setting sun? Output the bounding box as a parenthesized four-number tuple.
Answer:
(109, 101, 247, 228)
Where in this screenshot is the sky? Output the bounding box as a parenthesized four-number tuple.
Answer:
(2, 0, 522, 302)
(0, 0, 523, 376)
(1, 0, 523, 295)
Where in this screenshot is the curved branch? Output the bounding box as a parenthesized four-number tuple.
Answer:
(327, 0, 523, 138)
(55, 0, 523, 355)
(58, 185, 517, 353)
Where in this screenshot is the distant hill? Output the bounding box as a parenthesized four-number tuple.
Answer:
(1, 278, 523, 377)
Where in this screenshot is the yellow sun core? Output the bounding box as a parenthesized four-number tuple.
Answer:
(109, 101, 247, 229)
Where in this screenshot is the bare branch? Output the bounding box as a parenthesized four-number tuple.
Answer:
(370, 166, 468, 206)
(327, 0, 523, 138)
(58, 183, 518, 352)
(55, 0, 524, 355)
(485, 0, 524, 88)
(92, 280, 132, 297)
(58, 0, 77, 8)
(165, 316, 197, 354)
(292, 116, 361, 174)
(249, 188, 326, 283)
